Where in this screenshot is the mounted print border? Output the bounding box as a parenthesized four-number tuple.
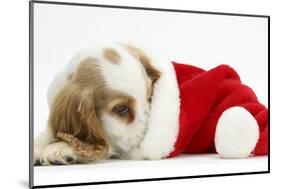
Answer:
(29, 0, 270, 188)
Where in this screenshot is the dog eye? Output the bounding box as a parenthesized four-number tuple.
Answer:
(112, 104, 130, 115)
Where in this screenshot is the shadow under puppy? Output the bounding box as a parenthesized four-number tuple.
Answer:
(34, 43, 268, 165)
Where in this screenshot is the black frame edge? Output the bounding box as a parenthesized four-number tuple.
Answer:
(31, 0, 270, 18)
(32, 171, 269, 189)
(267, 16, 270, 173)
(29, 1, 34, 188)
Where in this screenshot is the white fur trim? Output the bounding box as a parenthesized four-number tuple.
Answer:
(215, 107, 259, 159)
(131, 44, 180, 160)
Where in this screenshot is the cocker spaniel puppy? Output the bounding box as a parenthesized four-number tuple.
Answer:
(34, 43, 268, 165)
(34, 43, 161, 165)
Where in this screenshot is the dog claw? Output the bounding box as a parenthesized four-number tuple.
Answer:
(50, 160, 64, 165)
(64, 156, 75, 163)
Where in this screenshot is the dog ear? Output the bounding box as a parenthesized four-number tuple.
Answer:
(138, 55, 161, 85)
(121, 43, 161, 85)
(48, 83, 108, 161)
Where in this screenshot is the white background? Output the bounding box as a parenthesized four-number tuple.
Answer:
(34, 2, 268, 137)
(1, 0, 280, 189)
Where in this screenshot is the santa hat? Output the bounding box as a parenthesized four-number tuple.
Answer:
(135, 45, 268, 159)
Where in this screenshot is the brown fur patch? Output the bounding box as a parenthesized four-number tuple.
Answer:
(103, 48, 121, 64)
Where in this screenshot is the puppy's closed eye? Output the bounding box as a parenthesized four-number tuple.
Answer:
(105, 96, 136, 125)
(112, 104, 130, 116)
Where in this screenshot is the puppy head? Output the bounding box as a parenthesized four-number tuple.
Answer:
(48, 44, 160, 161)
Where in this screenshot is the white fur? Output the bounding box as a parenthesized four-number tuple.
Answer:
(215, 107, 259, 158)
(33, 128, 55, 164)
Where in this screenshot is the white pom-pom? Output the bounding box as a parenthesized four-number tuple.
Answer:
(215, 107, 259, 158)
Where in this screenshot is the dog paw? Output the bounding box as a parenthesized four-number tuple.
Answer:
(40, 142, 79, 165)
